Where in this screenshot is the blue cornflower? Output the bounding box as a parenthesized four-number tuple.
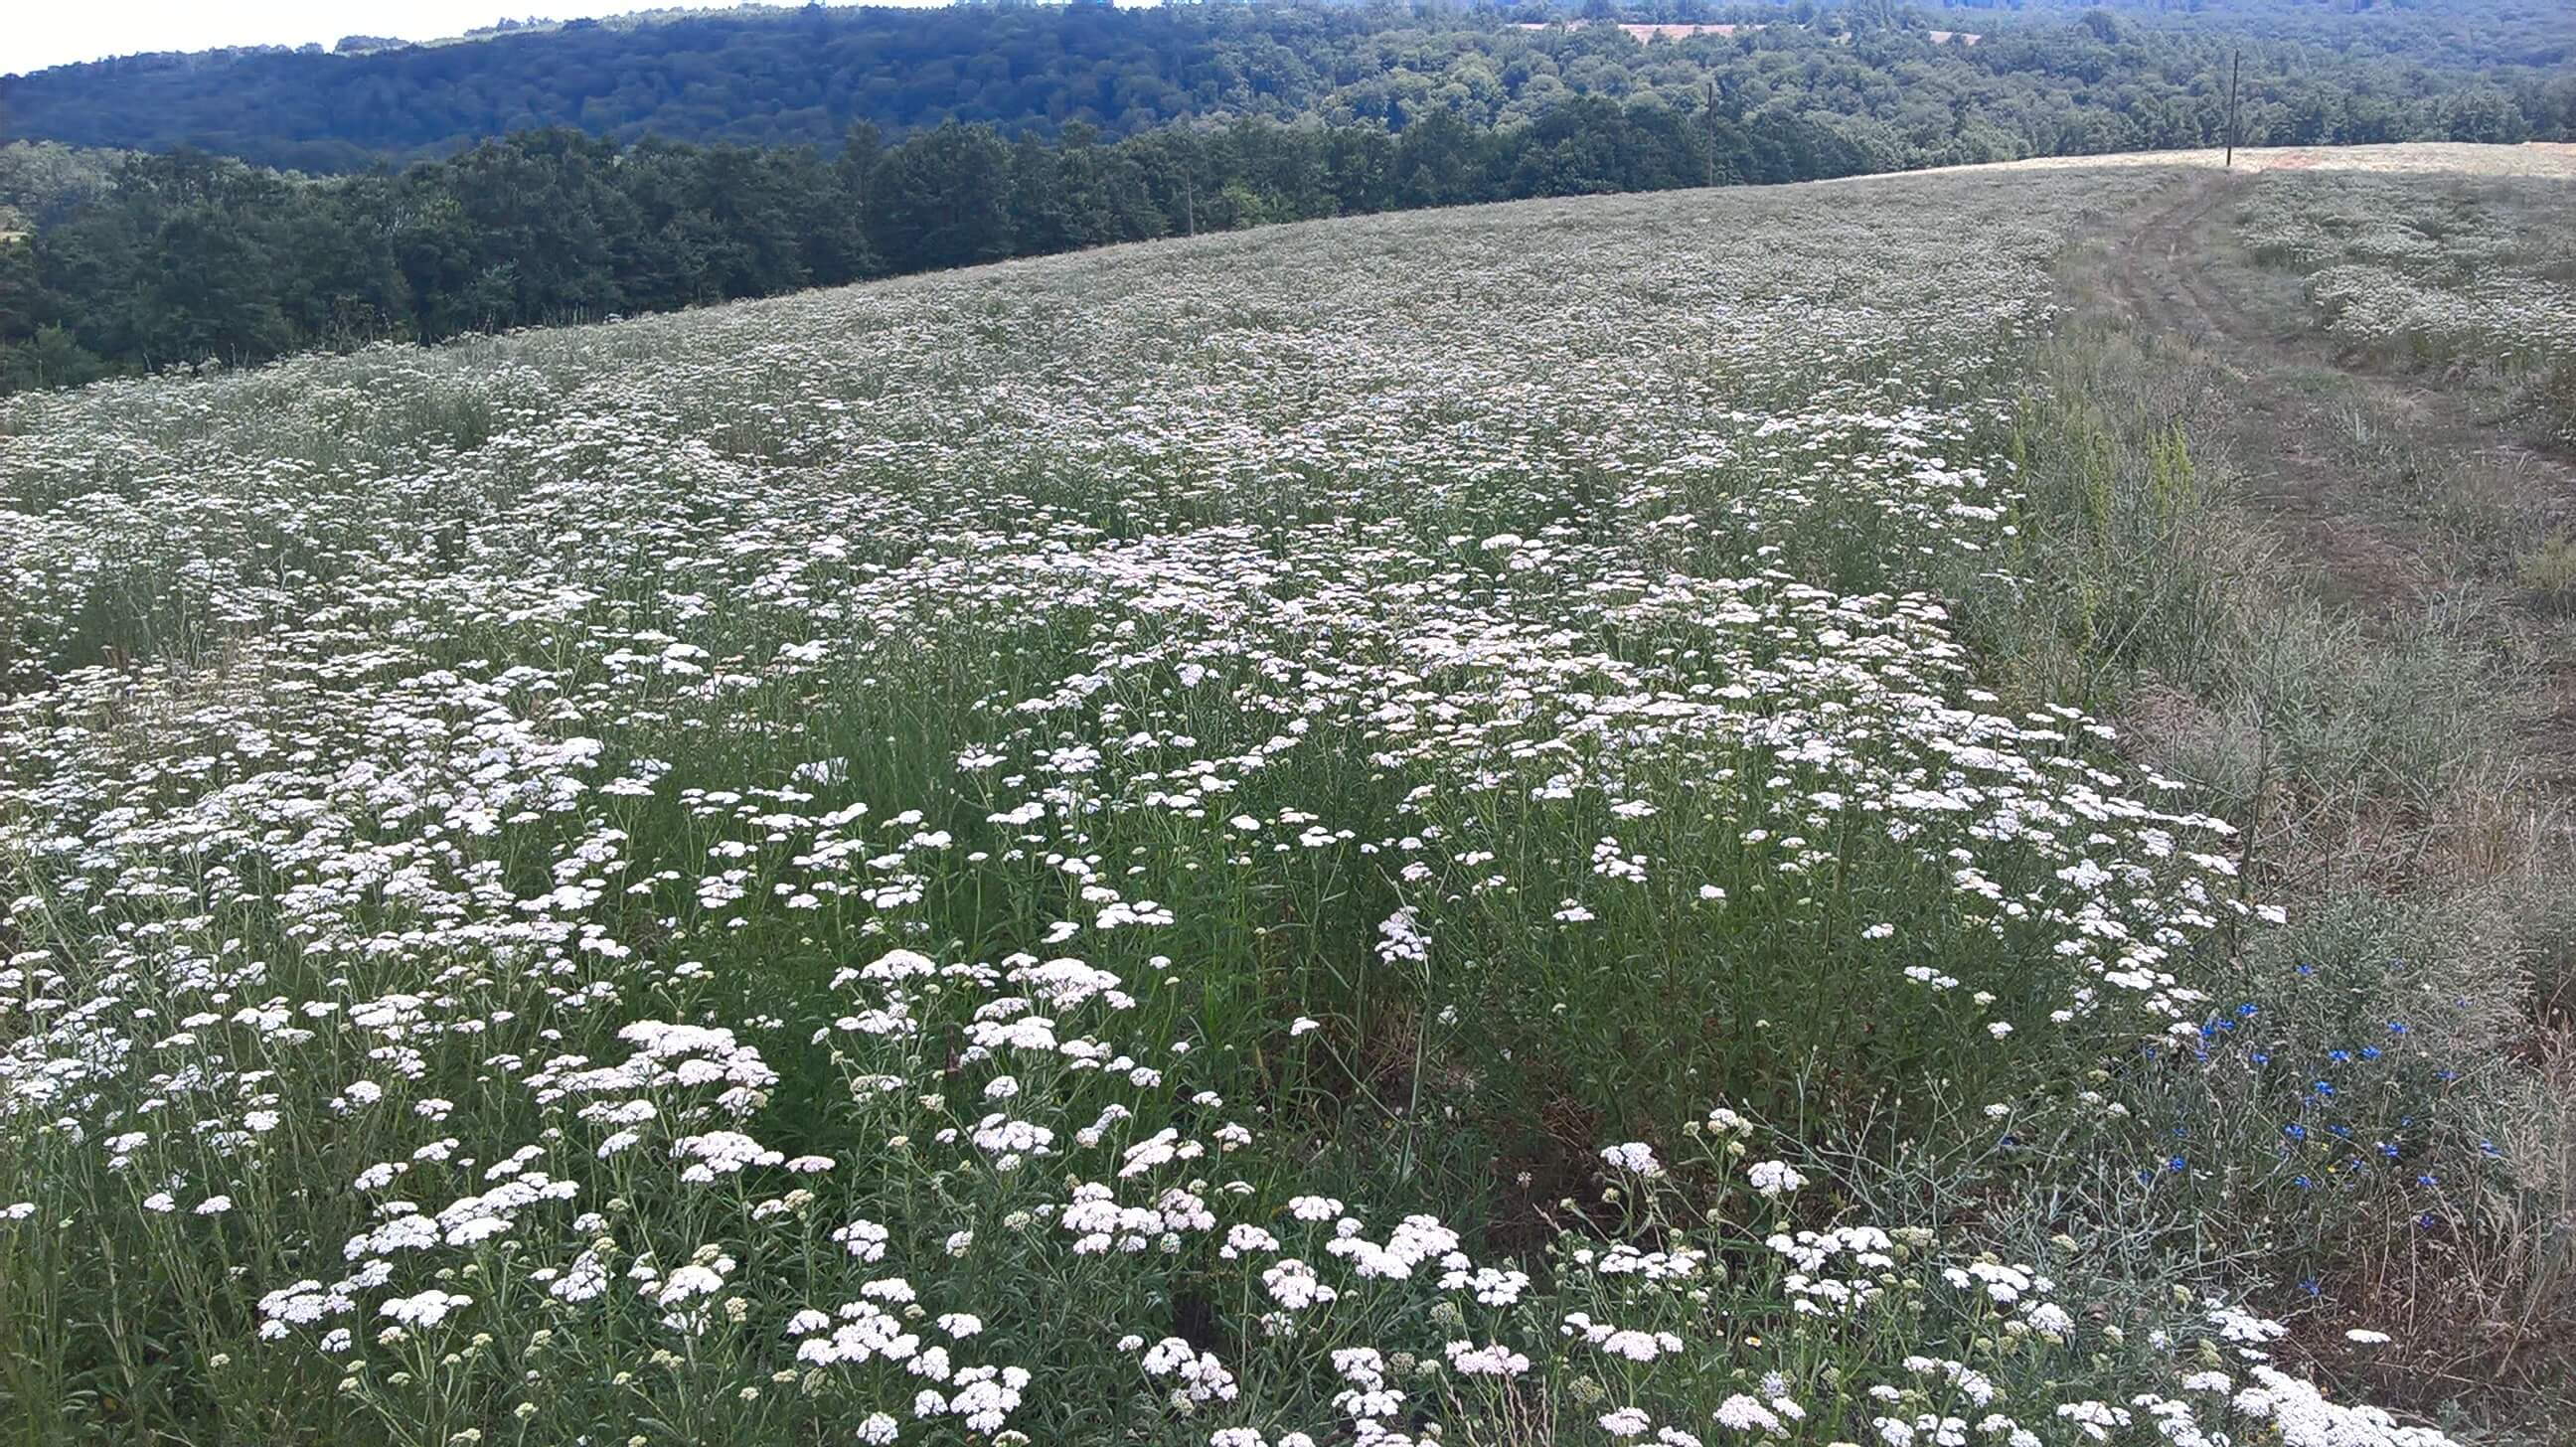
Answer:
(2166, 1156, 2187, 1173)
(2386, 1022, 2407, 1036)
(2359, 1046, 2380, 1060)
(2283, 1123, 2307, 1141)
(2236, 1003, 2258, 1018)
(2292, 1175, 2312, 1190)
(2376, 1141, 2399, 1161)
(2312, 1080, 2334, 1097)
(2328, 1049, 2350, 1063)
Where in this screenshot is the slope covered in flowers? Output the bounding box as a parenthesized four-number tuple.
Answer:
(0, 171, 2474, 1445)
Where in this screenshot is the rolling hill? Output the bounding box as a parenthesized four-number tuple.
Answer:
(3, 142, 2572, 1443)
(1, 0, 2566, 171)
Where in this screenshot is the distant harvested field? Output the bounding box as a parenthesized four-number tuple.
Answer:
(1511, 19, 1979, 43)
(1855, 140, 2576, 182)
(1513, 20, 1758, 38)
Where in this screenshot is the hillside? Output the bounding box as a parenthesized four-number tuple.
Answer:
(2, 0, 2567, 172)
(4, 144, 2572, 1444)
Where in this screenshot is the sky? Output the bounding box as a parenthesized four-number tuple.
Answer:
(0, 1, 914, 76)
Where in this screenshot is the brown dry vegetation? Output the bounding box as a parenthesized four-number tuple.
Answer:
(1993, 155, 2576, 1437)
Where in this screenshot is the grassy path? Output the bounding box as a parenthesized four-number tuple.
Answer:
(2044, 168, 2576, 1427)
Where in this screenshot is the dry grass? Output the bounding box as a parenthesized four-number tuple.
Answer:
(1836, 141, 2576, 186)
(2020, 170, 2576, 1439)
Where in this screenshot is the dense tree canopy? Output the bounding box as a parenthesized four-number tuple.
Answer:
(3, 0, 2567, 394)
(3, 0, 2566, 173)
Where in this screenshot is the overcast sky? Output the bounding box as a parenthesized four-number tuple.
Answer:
(1, 2, 966, 76)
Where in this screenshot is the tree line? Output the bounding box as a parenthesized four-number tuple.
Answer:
(0, 54, 2557, 397)
(2, 1, 2564, 173)
(0, 106, 1733, 389)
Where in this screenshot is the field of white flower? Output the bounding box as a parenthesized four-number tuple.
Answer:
(2203, 167, 2576, 622)
(0, 168, 2522, 1445)
(2232, 169, 2576, 455)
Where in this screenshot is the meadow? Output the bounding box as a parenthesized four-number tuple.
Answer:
(0, 163, 2559, 1445)
(2232, 167, 2576, 458)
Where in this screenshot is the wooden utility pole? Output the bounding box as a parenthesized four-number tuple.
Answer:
(1704, 79, 1720, 190)
(2223, 48, 2242, 169)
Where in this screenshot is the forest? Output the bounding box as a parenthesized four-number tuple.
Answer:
(0, 106, 1816, 389)
(2, 0, 2569, 393)
(1, 0, 2566, 171)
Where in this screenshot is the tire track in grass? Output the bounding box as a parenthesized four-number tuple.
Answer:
(2073, 164, 2576, 1427)
(2106, 175, 2445, 609)
(2104, 171, 2576, 786)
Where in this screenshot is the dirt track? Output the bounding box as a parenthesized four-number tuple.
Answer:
(2104, 174, 2449, 606)
(2101, 168, 2576, 786)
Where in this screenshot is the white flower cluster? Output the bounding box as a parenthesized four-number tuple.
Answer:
(0, 164, 2460, 1447)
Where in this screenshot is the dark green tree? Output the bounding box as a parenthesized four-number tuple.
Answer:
(868, 123, 1016, 272)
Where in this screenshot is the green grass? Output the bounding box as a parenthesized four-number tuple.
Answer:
(0, 166, 2560, 1447)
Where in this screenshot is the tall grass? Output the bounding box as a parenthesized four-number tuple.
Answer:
(0, 169, 2530, 1446)
(1968, 207, 2576, 1432)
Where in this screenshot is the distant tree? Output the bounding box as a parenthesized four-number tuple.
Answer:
(868, 123, 1016, 272)
(1, 0, 2558, 173)
(0, 241, 51, 344)
(0, 324, 103, 392)
(1391, 106, 1487, 208)
(142, 207, 293, 365)
(1323, 126, 1397, 214)
(2441, 86, 2533, 144)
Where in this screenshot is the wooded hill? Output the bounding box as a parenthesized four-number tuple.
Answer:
(3, 0, 2566, 173)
